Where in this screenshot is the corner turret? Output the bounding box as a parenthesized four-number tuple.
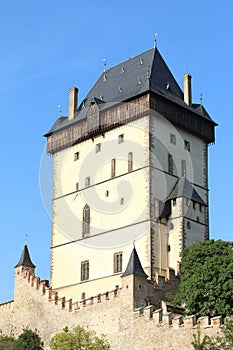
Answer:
(15, 244, 36, 276)
(121, 247, 149, 309)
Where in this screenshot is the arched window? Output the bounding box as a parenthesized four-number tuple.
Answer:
(82, 205, 90, 237)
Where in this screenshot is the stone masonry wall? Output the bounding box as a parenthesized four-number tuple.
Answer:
(0, 271, 224, 350)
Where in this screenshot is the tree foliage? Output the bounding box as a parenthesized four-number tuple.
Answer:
(0, 328, 43, 350)
(14, 328, 43, 350)
(173, 239, 233, 316)
(0, 335, 16, 350)
(50, 325, 110, 350)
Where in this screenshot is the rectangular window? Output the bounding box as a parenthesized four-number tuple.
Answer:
(128, 152, 133, 172)
(96, 143, 101, 153)
(114, 252, 123, 273)
(184, 140, 191, 152)
(111, 159, 116, 178)
(81, 292, 85, 300)
(181, 159, 186, 177)
(81, 260, 89, 281)
(85, 177, 90, 187)
(168, 154, 173, 174)
(118, 134, 124, 144)
(76, 182, 79, 191)
(74, 152, 79, 161)
(170, 133, 176, 145)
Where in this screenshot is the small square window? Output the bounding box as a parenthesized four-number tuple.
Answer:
(170, 133, 176, 145)
(74, 152, 79, 161)
(96, 143, 101, 153)
(184, 140, 191, 152)
(85, 177, 90, 187)
(118, 134, 124, 144)
(114, 252, 123, 273)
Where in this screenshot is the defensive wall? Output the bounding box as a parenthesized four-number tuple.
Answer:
(0, 270, 224, 350)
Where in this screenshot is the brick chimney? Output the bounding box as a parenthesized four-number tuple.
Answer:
(68, 87, 78, 120)
(183, 74, 192, 106)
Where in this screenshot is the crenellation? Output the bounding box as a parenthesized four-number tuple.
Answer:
(198, 316, 210, 328)
(211, 315, 222, 327)
(173, 315, 183, 329)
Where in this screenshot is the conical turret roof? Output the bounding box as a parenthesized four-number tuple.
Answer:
(121, 247, 148, 278)
(15, 244, 36, 268)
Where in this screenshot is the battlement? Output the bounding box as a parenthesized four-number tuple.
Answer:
(17, 270, 121, 313)
(0, 300, 14, 313)
(134, 305, 223, 329)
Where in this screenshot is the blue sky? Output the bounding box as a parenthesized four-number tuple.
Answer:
(0, 1, 232, 303)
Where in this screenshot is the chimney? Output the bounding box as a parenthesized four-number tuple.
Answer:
(68, 87, 78, 120)
(183, 74, 192, 106)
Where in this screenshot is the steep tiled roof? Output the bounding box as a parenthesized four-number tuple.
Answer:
(45, 47, 216, 136)
(167, 177, 206, 205)
(121, 247, 148, 278)
(15, 244, 36, 268)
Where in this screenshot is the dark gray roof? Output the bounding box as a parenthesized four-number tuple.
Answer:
(121, 247, 148, 278)
(167, 177, 206, 205)
(45, 47, 215, 136)
(15, 244, 36, 268)
(80, 48, 183, 109)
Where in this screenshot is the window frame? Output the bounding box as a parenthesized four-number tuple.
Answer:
(81, 260, 89, 281)
(114, 252, 123, 273)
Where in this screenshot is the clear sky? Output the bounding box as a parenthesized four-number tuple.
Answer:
(0, 1, 232, 303)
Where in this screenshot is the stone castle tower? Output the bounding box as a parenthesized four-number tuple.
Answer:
(44, 46, 216, 302)
(0, 46, 218, 350)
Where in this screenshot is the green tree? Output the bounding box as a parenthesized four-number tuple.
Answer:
(0, 335, 16, 350)
(50, 325, 110, 350)
(172, 240, 233, 316)
(14, 328, 43, 350)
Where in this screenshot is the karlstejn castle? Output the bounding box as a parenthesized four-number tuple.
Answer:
(0, 46, 219, 349)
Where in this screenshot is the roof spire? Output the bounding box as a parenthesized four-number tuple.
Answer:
(15, 244, 36, 269)
(154, 33, 158, 49)
(103, 58, 107, 72)
(121, 247, 148, 278)
(24, 234, 28, 245)
(200, 93, 203, 105)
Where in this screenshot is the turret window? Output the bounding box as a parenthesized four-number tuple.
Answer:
(181, 159, 186, 177)
(118, 134, 124, 144)
(74, 152, 80, 161)
(170, 133, 176, 145)
(184, 140, 191, 152)
(168, 154, 174, 174)
(82, 205, 90, 237)
(128, 152, 133, 172)
(111, 159, 116, 178)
